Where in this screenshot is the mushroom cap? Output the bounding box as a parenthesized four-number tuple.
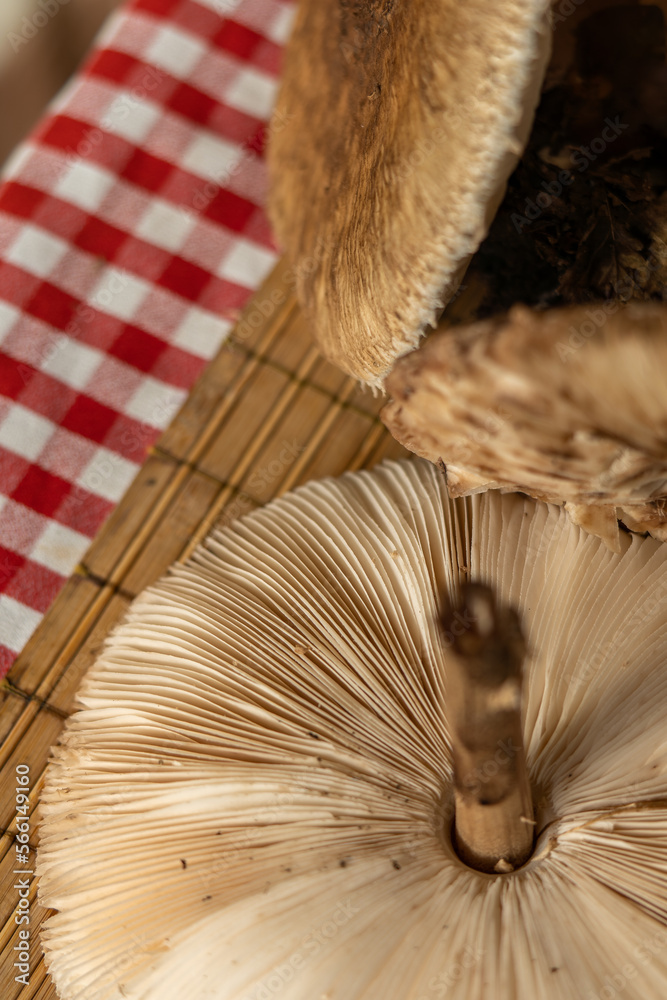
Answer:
(382, 303, 667, 550)
(38, 459, 667, 999)
(267, 0, 552, 385)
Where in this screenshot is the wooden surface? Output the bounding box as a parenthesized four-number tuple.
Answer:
(0, 257, 408, 999)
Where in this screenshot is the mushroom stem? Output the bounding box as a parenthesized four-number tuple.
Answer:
(442, 583, 534, 874)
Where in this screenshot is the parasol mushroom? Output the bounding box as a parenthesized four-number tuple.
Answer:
(268, 0, 553, 384)
(269, 1, 667, 385)
(38, 458, 667, 999)
(382, 301, 667, 549)
(269, 0, 667, 546)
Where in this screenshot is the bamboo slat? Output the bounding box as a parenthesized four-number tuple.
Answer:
(0, 710, 65, 835)
(0, 906, 51, 1000)
(0, 834, 31, 955)
(263, 309, 324, 377)
(45, 593, 132, 717)
(121, 471, 222, 597)
(7, 578, 103, 697)
(81, 452, 183, 586)
(0, 693, 30, 750)
(0, 258, 409, 998)
(0, 833, 47, 967)
(156, 344, 249, 462)
(197, 361, 300, 482)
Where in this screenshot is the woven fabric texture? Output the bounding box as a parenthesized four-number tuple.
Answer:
(0, 0, 295, 675)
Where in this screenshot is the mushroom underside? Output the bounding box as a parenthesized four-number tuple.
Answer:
(38, 459, 667, 1000)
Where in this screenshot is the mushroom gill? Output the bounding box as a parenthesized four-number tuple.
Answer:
(38, 459, 667, 1000)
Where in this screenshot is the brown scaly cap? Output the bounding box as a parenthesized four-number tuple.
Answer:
(268, 0, 552, 386)
(382, 302, 667, 550)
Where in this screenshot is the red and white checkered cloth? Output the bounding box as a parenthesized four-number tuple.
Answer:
(0, 0, 295, 676)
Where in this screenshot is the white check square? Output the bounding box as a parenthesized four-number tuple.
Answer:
(0, 405, 54, 462)
(54, 160, 116, 213)
(181, 132, 244, 185)
(77, 447, 139, 504)
(103, 94, 161, 145)
(136, 200, 198, 253)
(124, 377, 187, 428)
(88, 268, 151, 322)
(6, 225, 69, 279)
(173, 306, 232, 359)
(40, 337, 104, 391)
(218, 239, 277, 287)
(0, 595, 42, 652)
(0, 300, 20, 343)
(30, 520, 91, 576)
(192, 0, 243, 14)
(145, 25, 206, 79)
(266, 4, 297, 44)
(225, 67, 278, 120)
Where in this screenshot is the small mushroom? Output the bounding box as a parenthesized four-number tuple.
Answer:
(268, 0, 553, 384)
(382, 301, 667, 549)
(38, 459, 667, 999)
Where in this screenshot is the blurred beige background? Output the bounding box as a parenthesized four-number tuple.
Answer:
(0, 0, 122, 167)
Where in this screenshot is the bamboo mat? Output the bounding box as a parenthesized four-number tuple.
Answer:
(0, 257, 409, 999)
